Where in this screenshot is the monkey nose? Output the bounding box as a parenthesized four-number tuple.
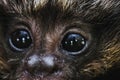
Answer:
(24, 54, 59, 74)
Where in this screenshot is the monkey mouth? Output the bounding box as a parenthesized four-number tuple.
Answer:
(15, 70, 65, 80)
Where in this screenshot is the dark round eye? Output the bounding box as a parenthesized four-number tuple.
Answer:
(61, 33, 87, 53)
(9, 29, 32, 51)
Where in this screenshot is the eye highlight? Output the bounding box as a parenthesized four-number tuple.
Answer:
(8, 29, 32, 51)
(61, 32, 87, 54)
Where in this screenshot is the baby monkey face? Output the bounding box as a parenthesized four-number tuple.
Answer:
(0, 0, 120, 80)
(3, 10, 91, 80)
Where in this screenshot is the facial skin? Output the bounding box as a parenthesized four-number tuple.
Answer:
(0, 0, 120, 80)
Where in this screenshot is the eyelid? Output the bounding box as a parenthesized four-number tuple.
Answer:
(6, 21, 31, 35)
(14, 21, 31, 30)
(62, 22, 90, 34)
(61, 22, 91, 39)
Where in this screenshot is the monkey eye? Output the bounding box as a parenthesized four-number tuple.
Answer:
(61, 33, 87, 54)
(9, 29, 32, 51)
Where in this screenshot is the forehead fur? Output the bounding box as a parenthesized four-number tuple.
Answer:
(0, 0, 120, 23)
(0, 0, 75, 12)
(34, 0, 75, 9)
(1, 0, 120, 11)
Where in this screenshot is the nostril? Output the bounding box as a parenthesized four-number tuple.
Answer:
(42, 55, 55, 67)
(23, 55, 41, 73)
(27, 55, 40, 68)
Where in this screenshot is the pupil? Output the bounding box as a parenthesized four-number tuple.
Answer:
(9, 29, 32, 50)
(61, 33, 86, 52)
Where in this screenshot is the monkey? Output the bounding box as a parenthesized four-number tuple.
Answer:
(0, 0, 120, 80)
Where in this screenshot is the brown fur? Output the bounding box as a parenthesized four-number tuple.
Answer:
(0, 0, 120, 80)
